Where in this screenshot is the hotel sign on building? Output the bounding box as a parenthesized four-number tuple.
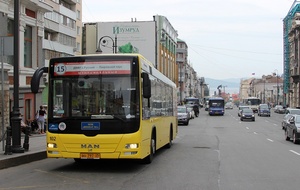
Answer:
(96, 21, 156, 64)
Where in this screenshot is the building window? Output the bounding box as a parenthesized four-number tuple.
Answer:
(7, 19, 14, 65)
(76, 42, 80, 52)
(24, 25, 32, 68)
(25, 99, 31, 121)
(77, 26, 80, 35)
(25, 9, 36, 19)
(77, 10, 81, 20)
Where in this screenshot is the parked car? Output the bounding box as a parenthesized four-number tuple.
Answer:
(177, 106, 190, 125)
(258, 104, 270, 117)
(285, 114, 300, 144)
(282, 114, 294, 130)
(238, 106, 250, 117)
(285, 108, 300, 115)
(240, 108, 255, 121)
(274, 105, 285, 114)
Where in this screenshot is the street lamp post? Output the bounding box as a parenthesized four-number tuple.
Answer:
(274, 69, 279, 105)
(11, 0, 24, 153)
(264, 79, 266, 103)
(96, 35, 117, 53)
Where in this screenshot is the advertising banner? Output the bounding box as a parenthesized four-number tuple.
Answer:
(97, 22, 156, 64)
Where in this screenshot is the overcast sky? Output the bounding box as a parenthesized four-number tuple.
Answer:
(82, 0, 296, 80)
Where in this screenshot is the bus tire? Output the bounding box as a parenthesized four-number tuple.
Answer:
(165, 127, 173, 149)
(142, 132, 156, 164)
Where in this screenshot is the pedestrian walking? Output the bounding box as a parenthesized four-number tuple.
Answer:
(36, 105, 47, 134)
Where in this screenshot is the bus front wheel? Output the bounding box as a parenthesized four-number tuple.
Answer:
(142, 133, 156, 164)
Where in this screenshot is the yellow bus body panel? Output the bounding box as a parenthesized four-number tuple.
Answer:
(47, 116, 177, 160)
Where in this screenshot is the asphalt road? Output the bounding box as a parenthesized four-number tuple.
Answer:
(0, 108, 300, 190)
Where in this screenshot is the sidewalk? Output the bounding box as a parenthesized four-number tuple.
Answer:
(0, 133, 47, 169)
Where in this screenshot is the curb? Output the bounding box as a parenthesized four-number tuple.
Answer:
(0, 151, 47, 170)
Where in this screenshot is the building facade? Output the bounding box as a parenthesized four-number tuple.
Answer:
(287, 11, 300, 107)
(0, 0, 82, 126)
(240, 75, 283, 106)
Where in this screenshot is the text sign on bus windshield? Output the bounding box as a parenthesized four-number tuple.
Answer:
(54, 61, 131, 76)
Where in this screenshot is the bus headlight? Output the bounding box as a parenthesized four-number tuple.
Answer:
(47, 143, 57, 148)
(125, 143, 138, 149)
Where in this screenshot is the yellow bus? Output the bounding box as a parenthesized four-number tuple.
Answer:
(31, 54, 178, 164)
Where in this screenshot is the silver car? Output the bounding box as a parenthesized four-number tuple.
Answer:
(177, 106, 190, 125)
(285, 115, 300, 144)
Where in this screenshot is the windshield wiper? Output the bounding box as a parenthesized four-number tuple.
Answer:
(113, 115, 126, 122)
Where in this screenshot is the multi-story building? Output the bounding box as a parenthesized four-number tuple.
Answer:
(0, 0, 82, 126)
(286, 11, 300, 107)
(43, 0, 82, 103)
(0, 0, 52, 125)
(240, 75, 283, 105)
(176, 39, 207, 104)
(176, 39, 187, 103)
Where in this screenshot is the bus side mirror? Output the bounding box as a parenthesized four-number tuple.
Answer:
(141, 73, 151, 99)
(31, 67, 48, 93)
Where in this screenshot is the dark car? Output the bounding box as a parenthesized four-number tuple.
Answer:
(274, 105, 285, 114)
(282, 114, 294, 130)
(240, 108, 255, 121)
(285, 115, 300, 144)
(238, 106, 250, 117)
(258, 104, 270, 117)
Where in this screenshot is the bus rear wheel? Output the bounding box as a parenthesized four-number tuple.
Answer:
(165, 127, 173, 149)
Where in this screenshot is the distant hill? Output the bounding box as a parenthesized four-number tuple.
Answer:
(205, 78, 240, 94)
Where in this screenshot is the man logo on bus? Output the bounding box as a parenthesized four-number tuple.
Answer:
(81, 144, 100, 149)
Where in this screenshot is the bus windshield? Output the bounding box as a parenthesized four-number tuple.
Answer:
(243, 97, 261, 106)
(51, 76, 138, 119)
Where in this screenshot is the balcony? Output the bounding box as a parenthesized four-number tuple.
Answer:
(176, 48, 187, 54)
(291, 69, 300, 83)
(176, 57, 185, 62)
(59, 4, 76, 20)
(43, 39, 74, 55)
(44, 19, 59, 32)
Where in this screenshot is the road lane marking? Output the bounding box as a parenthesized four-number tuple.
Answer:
(289, 150, 300, 156)
(267, 138, 274, 142)
(246, 127, 249, 130)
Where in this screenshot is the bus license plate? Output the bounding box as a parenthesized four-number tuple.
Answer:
(80, 153, 100, 159)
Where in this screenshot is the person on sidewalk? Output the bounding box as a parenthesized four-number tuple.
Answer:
(36, 106, 47, 134)
(20, 114, 31, 136)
